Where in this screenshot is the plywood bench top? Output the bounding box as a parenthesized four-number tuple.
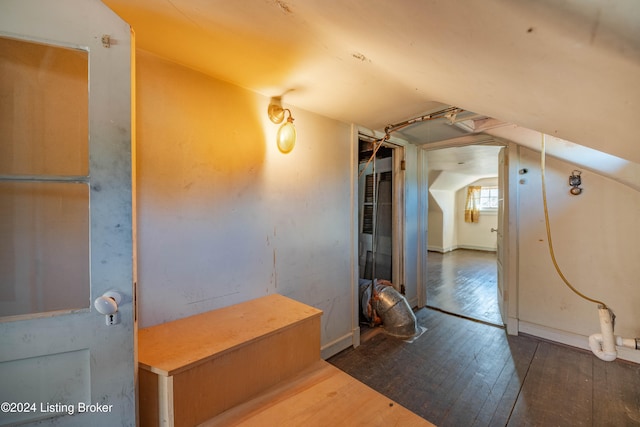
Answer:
(201, 361, 435, 427)
(138, 294, 323, 376)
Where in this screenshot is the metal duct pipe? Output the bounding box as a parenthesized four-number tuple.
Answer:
(372, 282, 419, 339)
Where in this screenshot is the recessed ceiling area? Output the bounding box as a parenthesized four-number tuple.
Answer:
(427, 145, 500, 177)
(389, 107, 501, 145)
(427, 145, 502, 192)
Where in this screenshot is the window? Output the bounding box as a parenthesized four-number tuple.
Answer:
(478, 186, 499, 210)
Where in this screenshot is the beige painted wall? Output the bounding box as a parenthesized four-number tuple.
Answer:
(135, 51, 354, 355)
(518, 147, 640, 340)
(426, 203, 444, 251)
(427, 189, 456, 252)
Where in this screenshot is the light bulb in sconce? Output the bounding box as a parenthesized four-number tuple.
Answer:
(268, 97, 296, 154)
(277, 116, 296, 154)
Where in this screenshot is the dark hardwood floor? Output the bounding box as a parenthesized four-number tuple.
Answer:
(328, 308, 640, 426)
(426, 249, 502, 326)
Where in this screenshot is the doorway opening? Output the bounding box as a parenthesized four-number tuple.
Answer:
(357, 137, 405, 335)
(424, 144, 504, 327)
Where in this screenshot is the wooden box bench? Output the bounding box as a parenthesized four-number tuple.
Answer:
(200, 360, 435, 427)
(138, 294, 322, 427)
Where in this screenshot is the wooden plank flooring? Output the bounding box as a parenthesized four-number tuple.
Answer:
(328, 308, 640, 426)
(426, 249, 501, 326)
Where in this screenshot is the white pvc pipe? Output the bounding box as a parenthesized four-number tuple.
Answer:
(589, 333, 640, 362)
(589, 333, 617, 361)
(588, 307, 617, 362)
(616, 336, 638, 349)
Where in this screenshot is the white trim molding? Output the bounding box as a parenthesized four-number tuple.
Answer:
(519, 321, 640, 365)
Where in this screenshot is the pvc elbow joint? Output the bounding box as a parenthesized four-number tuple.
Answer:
(589, 333, 617, 362)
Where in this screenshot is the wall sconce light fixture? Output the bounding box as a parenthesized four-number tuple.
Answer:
(569, 170, 583, 195)
(268, 97, 296, 154)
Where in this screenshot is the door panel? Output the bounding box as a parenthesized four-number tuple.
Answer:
(359, 160, 393, 283)
(0, 181, 89, 317)
(0, 2, 135, 426)
(0, 36, 88, 177)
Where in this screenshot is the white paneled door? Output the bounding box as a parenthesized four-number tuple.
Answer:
(0, 1, 136, 425)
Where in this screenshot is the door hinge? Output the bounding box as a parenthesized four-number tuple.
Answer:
(400, 160, 406, 170)
(101, 34, 111, 48)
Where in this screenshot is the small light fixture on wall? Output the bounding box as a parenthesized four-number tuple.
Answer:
(268, 97, 296, 154)
(569, 170, 583, 195)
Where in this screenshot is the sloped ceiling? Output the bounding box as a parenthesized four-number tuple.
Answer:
(103, 0, 640, 166)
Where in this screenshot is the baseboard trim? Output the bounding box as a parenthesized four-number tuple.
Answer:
(506, 316, 519, 335)
(427, 245, 496, 253)
(427, 245, 455, 253)
(519, 321, 640, 364)
(457, 245, 497, 252)
(321, 330, 356, 360)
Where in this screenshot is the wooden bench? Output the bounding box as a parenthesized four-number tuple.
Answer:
(138, 294, 433, 427)
(138, 294, 322, 427)
(200, 360, 434, 427)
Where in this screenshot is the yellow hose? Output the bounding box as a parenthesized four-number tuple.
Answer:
(540, 133, 608, 308)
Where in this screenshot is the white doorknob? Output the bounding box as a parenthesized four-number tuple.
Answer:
(94, 291, 123, 325)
